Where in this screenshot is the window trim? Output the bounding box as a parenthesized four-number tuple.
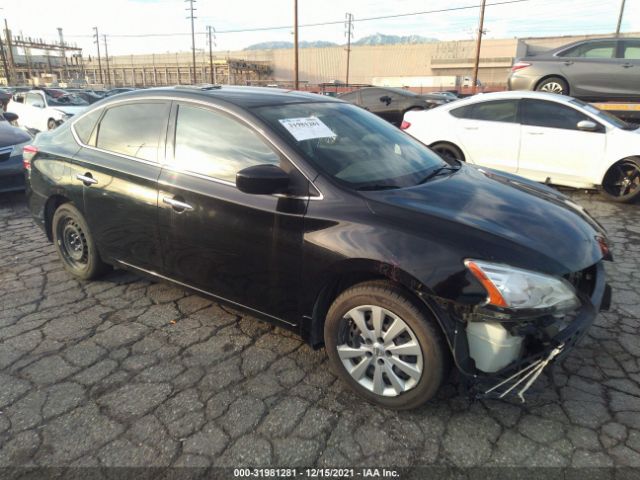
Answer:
(70, 95, 323, 200)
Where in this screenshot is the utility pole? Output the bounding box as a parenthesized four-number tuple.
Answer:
(93, 27, 103, 84)
(344, 13, 354, 87)
(616, 0, 626, 36)
(0, 28, 9, 85)
(4, 20, 15, 84)
(294, 0, 299, 90)
(207, 25, 217, 84)
(471, 0, 486, 93)
(103, 35, 111, 87)
(185, 0, 197, 84)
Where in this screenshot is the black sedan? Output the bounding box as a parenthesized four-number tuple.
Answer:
(24, 86, 610, 409)
(0, 113, 32, 193)
(338, 87, 455, 126)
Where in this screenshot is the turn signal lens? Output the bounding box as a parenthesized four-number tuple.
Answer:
(465, 260, 508, 307)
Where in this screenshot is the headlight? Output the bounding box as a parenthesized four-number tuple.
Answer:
(465, 259, 579, 312)
(60, 114, 72, 122)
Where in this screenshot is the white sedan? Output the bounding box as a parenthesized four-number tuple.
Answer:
(402, 91, 640, 202)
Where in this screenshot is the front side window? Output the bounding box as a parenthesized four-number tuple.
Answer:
(96, 102, 169, 162)
(253, 102, 446, 189)
(25, 93, 43, 107)
(559, 41, 616, 59)
(521, 100, 591, 130)
(172, 104, 280, 183)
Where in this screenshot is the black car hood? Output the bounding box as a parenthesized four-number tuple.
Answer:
(0, 121, 31, 148)
(364, 165, 605, 275)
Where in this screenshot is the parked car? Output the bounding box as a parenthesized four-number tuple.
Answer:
(7, 89, 88, 132)
(403, 91, 640, 202)
(25, 86, 611, 408)
(0, 112, 33, 193)
(508, 37, 640, 100)
(104, 87, 137, 97)
(338, 87, 454, 126)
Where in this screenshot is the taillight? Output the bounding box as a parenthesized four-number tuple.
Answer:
(22, 145, 38, 170)
(511, 61, 531, 72)
(400, 120, 411, 130)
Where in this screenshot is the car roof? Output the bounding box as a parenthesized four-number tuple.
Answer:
(108, 85, 341, 108)
(442, 90, 576, 108)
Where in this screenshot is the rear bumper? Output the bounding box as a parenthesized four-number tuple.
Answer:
(507, 73, 539, 92)
(457, 261, 608, 399)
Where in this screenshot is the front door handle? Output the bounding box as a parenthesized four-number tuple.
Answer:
(622, 63, 634, 68)
(76, 173, 98, 185)
(527, 131, 544, 135)
(464, 126, 479, 130)
(162, 196, 193, 212)
(564, 61, 574, 66)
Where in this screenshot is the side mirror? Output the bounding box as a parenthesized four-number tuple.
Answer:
(577, 120, 598, 132)
(2, 112, 18, 123)
(380, 95, 392, 105)
(236, 164, 290, 195)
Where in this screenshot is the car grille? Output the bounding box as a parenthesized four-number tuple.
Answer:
(0, 146, 13, 163)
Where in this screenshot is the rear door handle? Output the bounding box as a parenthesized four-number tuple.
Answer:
(527, 131, 544, 135)
(162, 196, 193, 212)
(564, 61, 574, 66)
(76, 173, 98, 185)
(464, 126, 479, 130)
(622, 63, 634, 68)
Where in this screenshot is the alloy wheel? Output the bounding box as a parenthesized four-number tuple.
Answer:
(539, 82, 565, 94)
(336, 305, 423, 397)
(603, 161, 640, 199)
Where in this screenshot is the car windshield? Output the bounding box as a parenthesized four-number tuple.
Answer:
(46, 93, 89, 106)
(253, 102, 448, 189)
(569, 99, 637, 130)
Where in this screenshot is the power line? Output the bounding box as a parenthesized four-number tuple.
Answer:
(64, 0, 539, 39)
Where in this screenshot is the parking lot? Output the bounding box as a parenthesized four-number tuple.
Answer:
(1, 190, 639, 469)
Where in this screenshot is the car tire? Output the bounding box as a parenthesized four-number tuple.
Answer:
(52, 203, 110, 280)
(324, 280, 449, 410)
(47, 118, 57, 131)
(601, 158, 640, 203)
(535, 77, 569, 95)
(431, 142, 465, 162)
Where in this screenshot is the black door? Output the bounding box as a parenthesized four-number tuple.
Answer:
(158, 102, 308, 324)
(70, 100, 170, 271)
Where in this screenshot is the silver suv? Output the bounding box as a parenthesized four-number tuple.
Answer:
(508, 37, 640, 100)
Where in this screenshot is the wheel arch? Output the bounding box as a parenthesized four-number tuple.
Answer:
(44, 194, 72, 241)
(306, 259, 448, 349)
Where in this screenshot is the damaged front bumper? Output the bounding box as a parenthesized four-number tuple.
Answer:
(452, 261, 610, 402)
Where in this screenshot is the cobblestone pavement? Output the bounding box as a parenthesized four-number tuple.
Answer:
(1, 190, 640, 470)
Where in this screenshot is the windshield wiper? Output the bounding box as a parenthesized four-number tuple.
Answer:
(356, 184, 403, 191)
(417, 164, 460, 184)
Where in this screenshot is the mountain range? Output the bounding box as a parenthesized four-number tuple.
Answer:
(244, 34, 438, 50)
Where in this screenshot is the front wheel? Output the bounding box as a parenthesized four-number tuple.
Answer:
(47, 118, 58, 130)
(324, 281, 449, 410)
(431, 142, 465, 162)
(601, 159, 640, 203)
(52, 203, 110, 280)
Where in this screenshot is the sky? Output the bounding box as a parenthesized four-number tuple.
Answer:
(2, 0, 640, 56)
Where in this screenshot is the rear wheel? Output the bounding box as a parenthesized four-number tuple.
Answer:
(324, 281, 449, 410)
(431, 142, 465, 162)
(535, 77, 569, 95)
(52, 203, 110, 279)
(601, 158, 640, 203)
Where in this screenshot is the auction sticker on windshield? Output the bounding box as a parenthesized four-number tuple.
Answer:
(278, 116, 336, 141)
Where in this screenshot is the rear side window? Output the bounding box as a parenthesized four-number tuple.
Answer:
(521, 99, 592, 130)
(559, 41, 616, 59)
(73, 109, 102, 145)
(96, 102, 169, 162)
(450, 100, 518, 123)
(172, 104, 280, 183)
